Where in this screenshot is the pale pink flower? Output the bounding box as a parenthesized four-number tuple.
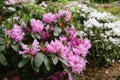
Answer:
(57, 10, 71, 21)
(51, 72, 66, 80)
(6, 24, 24, 42)
(83, 38, 91, 49)
(19, 44, 30, 54)
(41, 30, 50, 40)
(59, 35, 67, 42)
(13, 16, 19, 21)
(42, 12, 56, 23)
(68, 73, 73, 80)
(45, 39, 64, 54)
(5, 0, 16, 5)
(19, 39, 40, 55)
(30, 18, 44, 33)
(31, 39, 40, 55)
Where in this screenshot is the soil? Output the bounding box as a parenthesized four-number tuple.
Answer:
(77, 61, 120, 80)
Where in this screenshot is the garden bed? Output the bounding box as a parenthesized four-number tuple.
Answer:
(78, 61, 120, 80)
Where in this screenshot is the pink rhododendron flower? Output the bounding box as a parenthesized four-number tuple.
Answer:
(57, 10, 71, 21)
(19, 44, 30, 55)
(13, 16, 19, 21)
(51, 72, 66, 80)
(84, 38, 91, 49)
(19, 39, 40, 55)
(42, 12, 56, 23)
(12, 76, 20, 80)
(38, 78, 43, 80)
(5, 24, 24, 42)
(68, 73, 73, 80)
(45, 39, 64, 54)
(5, 0, 16, 5)
(41, 30, 50, 40)
(67, 55, 86, 73)
(59, 35, 67, 42)
(31, 39, 40, 55)
(30, 18, 44, 33)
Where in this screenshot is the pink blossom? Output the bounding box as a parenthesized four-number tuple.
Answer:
(66, 26, 77, 39)
(42, 12, 56, 23)
(4, 0, 16, 5)
(83, 38, 91, 49)
(31, 39, 40, 55)
(68, 73, 73, 80)
(57, 10, 71, 21)
(30, 18, 44, 33)
(51, 72, 66, 80)
(19, 39, 40, 55)
(41, 30, 50, 40)
(59, 35, 67, 42)
(45, 39, 64, 54)
(13, 16, 19, 21)
(19, 44, 30, 54)
(38, 78, 42, 80)
(12, 76, 19, 80)
(67, 55, 86, 73)
(6, 24, 24, 42)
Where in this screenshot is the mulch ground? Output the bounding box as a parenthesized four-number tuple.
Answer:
(78, 61, 120, 80)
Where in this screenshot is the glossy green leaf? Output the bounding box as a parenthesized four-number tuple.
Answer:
(59, 57, 68, 66)
(31, 57, 39, 72)
(11, 45, 19, 52)
(44, 56, 50, 71)
(53, 27, 62, 36)
(18, 58, 29, 68)
(52, 56, 58, 65)
(35, 53, 44, 67)
(0, 38, 5, 45)
(0, 45, 5, 52)
(0, 53, 7, 66)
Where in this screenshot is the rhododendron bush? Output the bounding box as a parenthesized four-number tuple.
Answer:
(0, 1, 91, 80)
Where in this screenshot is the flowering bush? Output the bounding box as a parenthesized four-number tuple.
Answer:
(0, 1, 91, 80)
(68, 3, 120, 66)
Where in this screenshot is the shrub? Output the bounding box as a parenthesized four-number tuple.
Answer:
(0, 1, 91, 80)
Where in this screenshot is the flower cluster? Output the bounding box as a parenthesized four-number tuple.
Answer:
(51, 72, 73, 80)
(5, 24, 25, 42)
(45, 27, 91, 73)
(30, 18, 44, 33)
(42, 10, 71, 24)
(4, 0, 35, 5)
(19, 39, 40, 56)
(69, 3, 120, 65)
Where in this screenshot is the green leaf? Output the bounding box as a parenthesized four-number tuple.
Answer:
(35, 53, 44, 67)
(22, 54, 29, 58)
(18, 58, 29, 68)
(11, 45, 19, 52)
(31, 57, 39, 72)
(64, 66, 71, 73)
(44, 56, 50, 71)
(0, 45, 5, 52)
(52, 56, 58, 65)
(35, 33, 41, 40)
(71, 73, 77, 80)
(53, 32, 59, 36)
(59, 57, 68, 66)
(0, 53, 7, 66)
(53, 27, 62, 36)
(0, 38, 5, 45)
